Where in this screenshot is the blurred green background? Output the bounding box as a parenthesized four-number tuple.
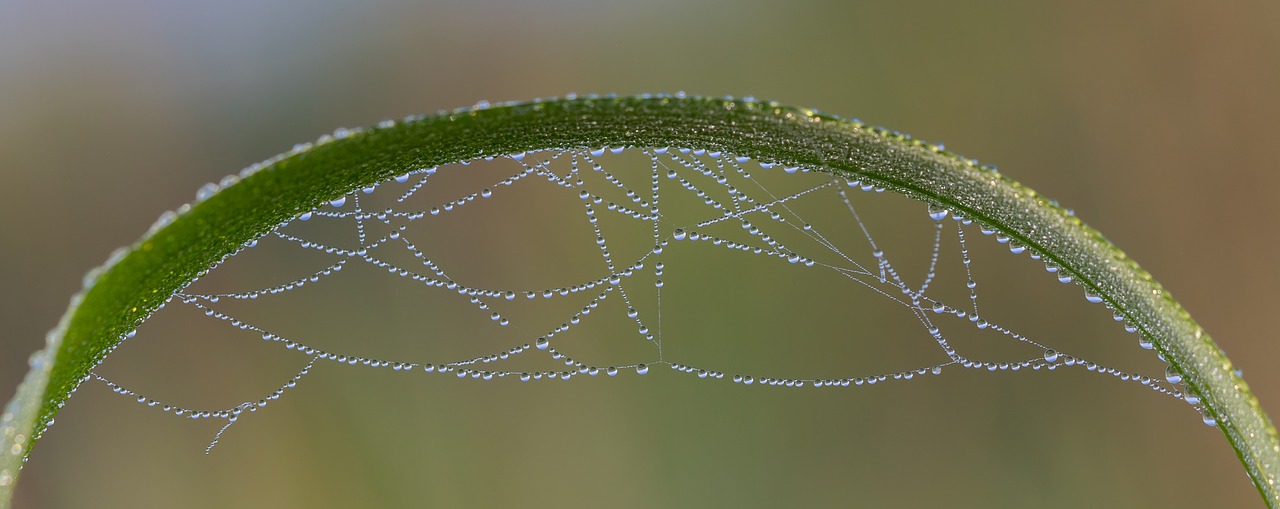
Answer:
(2, 1, 1279, 507)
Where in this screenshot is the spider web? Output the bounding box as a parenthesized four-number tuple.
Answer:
(88, 144, 1211, 453)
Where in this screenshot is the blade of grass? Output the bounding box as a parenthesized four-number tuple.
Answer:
(2, 95, 1275, 507)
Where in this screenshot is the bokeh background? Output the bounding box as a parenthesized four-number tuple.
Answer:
(2, 1, 1278, 507)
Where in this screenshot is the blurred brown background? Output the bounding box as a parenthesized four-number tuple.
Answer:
(2, 1, 1278, 507)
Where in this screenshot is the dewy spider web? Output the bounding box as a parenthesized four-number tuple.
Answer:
(88, 145, 1211, 453)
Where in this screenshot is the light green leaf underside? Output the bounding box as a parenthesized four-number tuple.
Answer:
(2, 95, 1276, 507)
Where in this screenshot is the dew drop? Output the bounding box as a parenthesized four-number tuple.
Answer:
(1202, 408, 1217, 426)
(636, 364, 649, 375)
(196, 183, 220, 202)
(1043, 349, 1059, 363)
(928, 204, 948, 221)
(1165, 365, 1183, 384)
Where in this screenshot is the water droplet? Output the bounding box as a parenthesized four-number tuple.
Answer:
(1043, 350, 1059, 363)
(1084, 292, 1103, 304)
(928, 204, 948, 221)
(1202, 408, 1217, 426)
(196, 183, 220, 202)
(535, 338, 549, 350)
(606, 366, 618, 376)
(1165, 365, 1183, 384)
(329, 197, 347, 208)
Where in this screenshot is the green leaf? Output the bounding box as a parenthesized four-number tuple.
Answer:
(3, 95, 1276, 507)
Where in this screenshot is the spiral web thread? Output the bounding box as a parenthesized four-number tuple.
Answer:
(88, 145, 1209, 453)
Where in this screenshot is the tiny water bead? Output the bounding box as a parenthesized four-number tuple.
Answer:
(928, 204, 949, 221)
(86, 144, 1198, 461)
(1202, 408, 1218, 427)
